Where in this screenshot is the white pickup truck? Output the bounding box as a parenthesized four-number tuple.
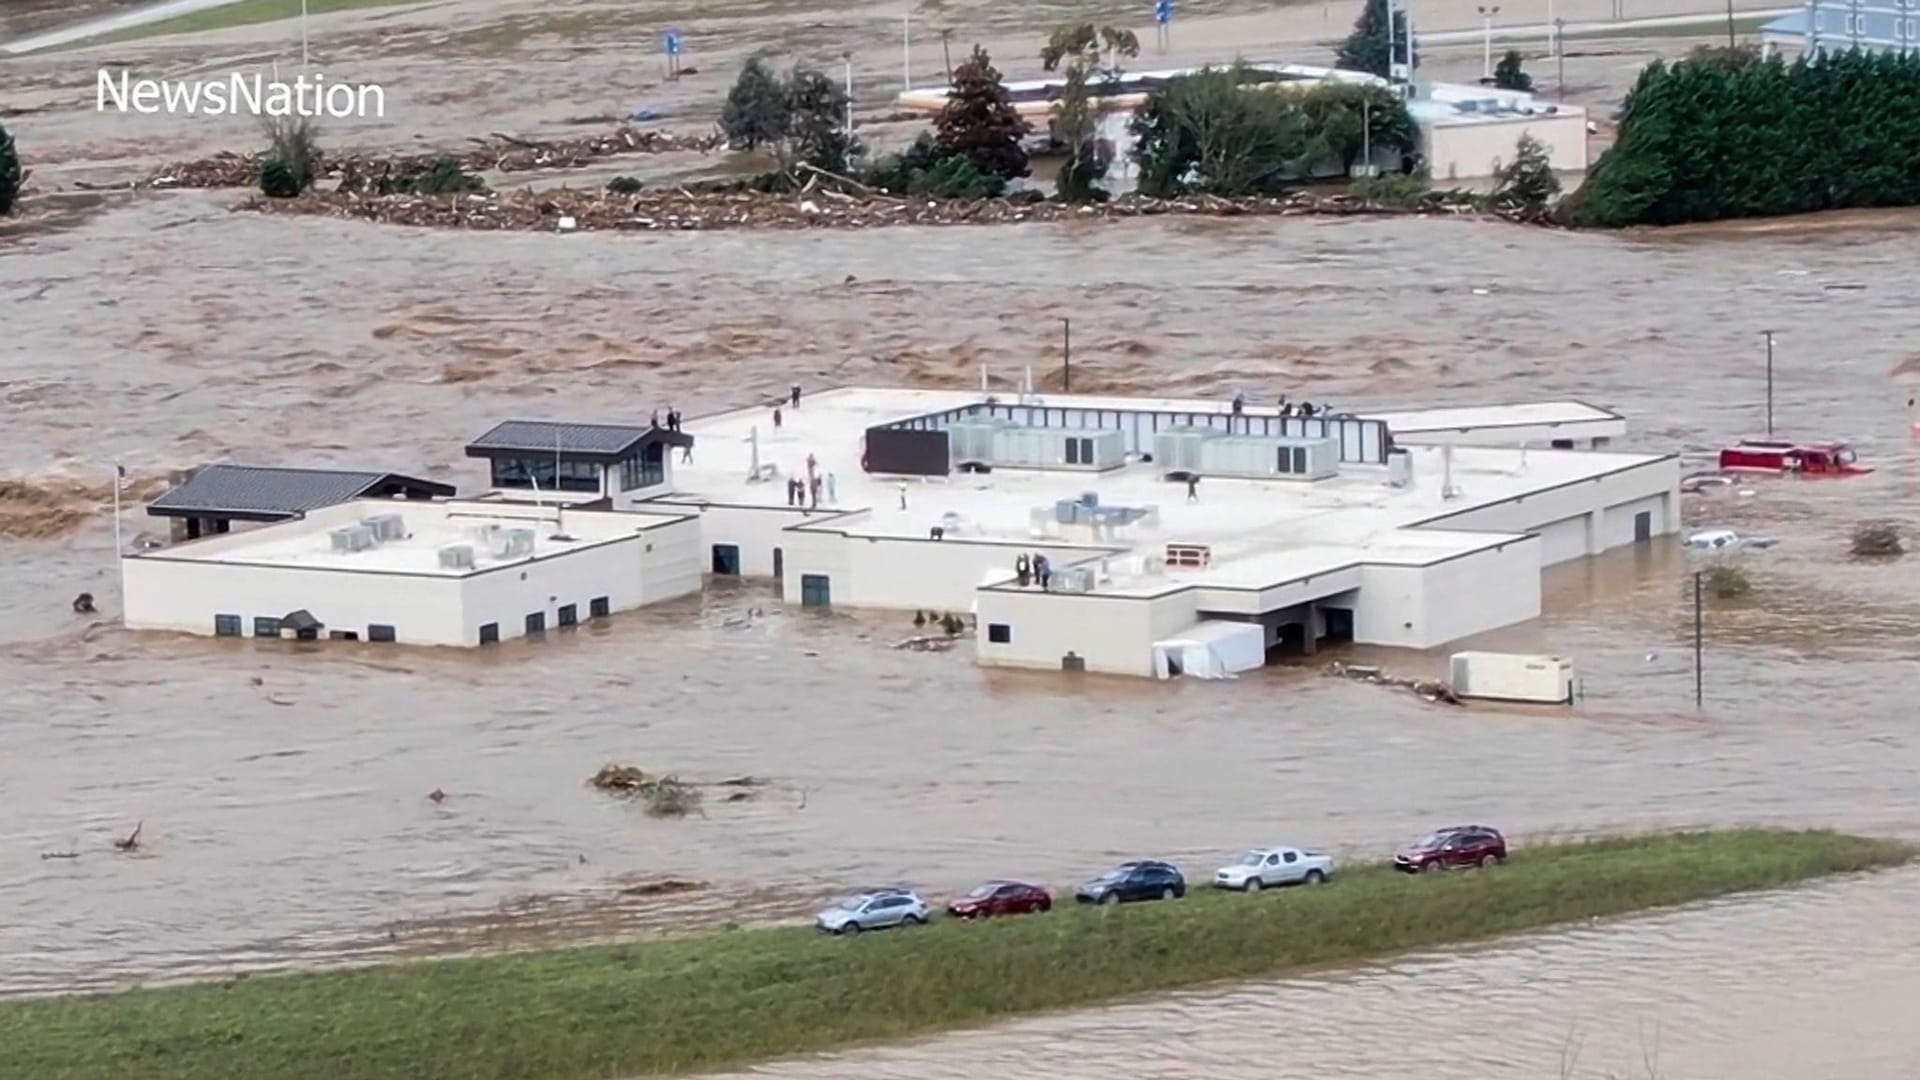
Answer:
(1212, 846, 1335, 892)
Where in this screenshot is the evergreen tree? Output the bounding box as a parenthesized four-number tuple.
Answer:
(721, 56, 790, 151)
(1492, 132, 1560, 214)
(1492, 49, 1533, 91)
(0, 122, 23, 215)
(935, 46, 1031, 181)
(782, 66, 858, 175)
(1336, 0, 1416, 78)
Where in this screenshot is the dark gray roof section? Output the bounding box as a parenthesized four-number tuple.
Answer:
(147, 465, 455, 523)
(465, 419, 692, 463)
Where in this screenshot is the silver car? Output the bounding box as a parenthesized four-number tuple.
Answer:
(814, 889, 931, 935)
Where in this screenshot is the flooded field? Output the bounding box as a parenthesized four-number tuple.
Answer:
(4, 0, 1920, 1073)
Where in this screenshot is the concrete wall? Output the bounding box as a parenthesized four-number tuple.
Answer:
(1533, 514, 1592, 567)
(458, 536, 646, 645)
(636, 517, 703, 604)
(124, 557, 465, 644)
(974, 587, 1198, 677)
(1350, 538, 1541, 647)
(1413, 456, 1679, 558)
(654, 501, 811, 577)
(1423, 112, 1588, 183)
(779, 523, 1112, 612)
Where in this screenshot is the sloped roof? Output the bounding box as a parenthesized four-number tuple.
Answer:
(147, 465, 454, 522)
(465, 419, 692, 461)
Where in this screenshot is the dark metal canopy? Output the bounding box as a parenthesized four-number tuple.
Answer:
(465, 419, 693, 464)
(146, 465, 455, 524)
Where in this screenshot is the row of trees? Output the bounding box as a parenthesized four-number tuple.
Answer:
(1, 122, 23, 215)
(1566, 46, 1920, 227)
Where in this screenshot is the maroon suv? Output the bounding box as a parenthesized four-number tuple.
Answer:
(1394, 826, 1508, 873)
(946, 880, 1052, 919)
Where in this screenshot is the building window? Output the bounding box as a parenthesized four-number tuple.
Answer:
(558, 604, 578, 627)
(987, 623, 1012, 644)
(368, 624, 397, 643)
(621, 443, 666, 491)
(253, 616, 281, 638)
(491, 456, 600, 493)
(526, 612, 546, 635)
(589, 596, 610, 618)
(479, 623, 499, 644)
(215, 614, 242, 637)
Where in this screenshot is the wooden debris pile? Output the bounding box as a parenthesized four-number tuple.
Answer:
(1324, 660, 1463, 706)
(141, 127, 724, 190)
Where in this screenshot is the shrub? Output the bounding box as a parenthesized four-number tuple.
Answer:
(606, 175, 644, 194)
(1491, 132, 1559, 214)
(1704, 563, 1751, 599)
(1492, 49, 1533, 91)
(0, 122, 24, 215)
(258, 115, 319, 198)
(409, 156, 486, 195)
(1350, 172, 1431, 207)
(1851, 521, 1904, 558)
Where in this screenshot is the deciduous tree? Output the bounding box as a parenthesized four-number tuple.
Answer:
(935, 46, 1030, 181)
(1041, 22, 1140, 202)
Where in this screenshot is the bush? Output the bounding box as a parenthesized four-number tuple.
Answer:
(258, 115, 319, 198)
(1704, 562, 1751, 599)
(409, 156, 486, 195)
(605, 175, 644, 194)
(1492, 49, 1533, 91)
(0, 122, 24, 215)
(1491, 132, 1560, 214)
(1851, 521, 1904, 558)
(1349, 172, 1430, 207)
(1565, 49, 1920, 228)
(862, 133, 1006, 198)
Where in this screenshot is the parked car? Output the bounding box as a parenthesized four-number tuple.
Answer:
(1212, 846, 1335, 892)
(1394, 826, 1508, 873)
(1074, 860, 1186, 905)
(947, 880, 1052, 919)
(815, 888, 930, 934)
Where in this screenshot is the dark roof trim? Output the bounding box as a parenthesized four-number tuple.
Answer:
(465, 420, 693, 464)
(147, 465, 454, 521)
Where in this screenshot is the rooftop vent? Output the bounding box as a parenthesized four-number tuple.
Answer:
(329, 524, 377, 553)
(361, 513, 408, 542)
(491, 527, 536, 559)
(438, 543, 477, 570)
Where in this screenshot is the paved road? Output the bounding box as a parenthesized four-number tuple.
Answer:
(1416, 6, 1794, 44)
(1, 0, 254, 55)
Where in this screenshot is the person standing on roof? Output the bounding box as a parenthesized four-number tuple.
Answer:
(898, 479, 908, 510)
(1186, 475, 1199, 503)
(791, 384, 802, 408)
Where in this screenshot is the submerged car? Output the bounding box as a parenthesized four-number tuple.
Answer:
(1212, 846, 1335, 892)
(946, 880, 1052, 919)
(1394, 826, 1508, 873)
(1074, 860, 1186, 905)
(814, 889, 930, 934)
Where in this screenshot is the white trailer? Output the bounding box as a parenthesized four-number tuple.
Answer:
(1448, 651, 1574, 705)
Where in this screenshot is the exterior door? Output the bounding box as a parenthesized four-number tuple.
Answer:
(712, 544, 741, 575)
(1280, 850, 1301, 882)
(800, 574, 830, 607)
(772, 547, 783, 580)
(1634, 510, 1652, 543)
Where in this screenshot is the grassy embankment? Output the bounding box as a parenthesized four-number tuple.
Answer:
(0, 829, 1909, 1080)
(93, 0, 432, 45)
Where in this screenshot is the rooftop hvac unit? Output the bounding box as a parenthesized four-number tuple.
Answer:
(437, 543, 477, 570)
(491, 527, 536, 558)
(1387, 447, 1414, 488)
(329, 524, 377, 553)
(1151, 427, 1218, 473)
(1196, 435, 1340, 481)
(361, 513, 408, 542)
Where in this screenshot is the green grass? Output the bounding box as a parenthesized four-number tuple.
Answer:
(0, 829, 1908, 1080)
(92, 0, 433, 45)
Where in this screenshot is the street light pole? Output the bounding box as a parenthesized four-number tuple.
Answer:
(902, 13, 912, 91)
(1725, 0, 1736, 48)
(843, 53, 855, 139)
(1762, 329, 1776, 437)
(1555, 19, 1566, 98)
(1478, 5, 1500, 81)
(1062, 318, 1072, 393)
(1693, 570, 1704, 709)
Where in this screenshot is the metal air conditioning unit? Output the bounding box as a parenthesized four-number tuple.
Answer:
(1152, 426, 1216, 473)
(437, 543, 477, 570)
(1387, 447, 1414, 488)
(361, 513, 408, 541)
(329, 524, 377, 553)
(1196, 435, 1340, 481)
(491, 528, 537, 558)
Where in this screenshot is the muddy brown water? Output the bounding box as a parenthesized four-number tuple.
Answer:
(5, 191, 1920, 1068)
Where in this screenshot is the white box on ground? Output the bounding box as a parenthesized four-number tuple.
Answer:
(1448, 651, 1574, 705)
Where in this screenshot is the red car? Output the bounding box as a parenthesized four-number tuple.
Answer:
(1394, 826, 1507, 873)
(946, 880, 1052, 919)
(1717, 439, 1871, 476)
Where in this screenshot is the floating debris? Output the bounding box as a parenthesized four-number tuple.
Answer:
(618, 878, 704, 897)
(39, 850, 80, 860)
(112, 820, 144, 852)
(892, 634, 959, 652)
(588, 764, 706, 817)
(1325, 660, 1462, 706)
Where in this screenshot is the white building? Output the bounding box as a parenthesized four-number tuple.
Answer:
(123, 497, 702, 646)
(660, 388, 1677, 679)
(895, 61, 1589, 187)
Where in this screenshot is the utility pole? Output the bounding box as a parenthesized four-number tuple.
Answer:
(1478, 5, 1500, 81)
(1062, 318, 1072, 393)
(1555, 18, 1566, 99)
(1693, 570, 1704, 709)
(902, 13, 912, 91)
(300, 0, 309, 68)
(843, 53, 855, 138)
(940, 27, 954, 83)
(1725, 0, 1736, 49)
(1762, 329, 1776, 437)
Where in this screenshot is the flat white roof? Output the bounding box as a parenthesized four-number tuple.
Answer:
(136, 498, 688, 577)
(667, 388, 1668, 596)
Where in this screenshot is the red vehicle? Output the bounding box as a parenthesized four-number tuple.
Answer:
(1717, 439, 1871, 476)
(1394, 826, 1508, 873)
(946, 880, 1053, 919)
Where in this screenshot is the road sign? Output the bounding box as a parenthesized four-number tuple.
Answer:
(1155, 0, 1173, 24)
(664, 29, 683, 56)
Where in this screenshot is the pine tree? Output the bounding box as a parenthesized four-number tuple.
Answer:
(0, 122, 22, 215)
(1335, 0, 1416, 78)
(721, 56, 791, 151)
(1493, 49, 1533, 91)
(783, 66, 858, 175)
(1493, 133, 1560, 214)
(935, 46, 1031, 181)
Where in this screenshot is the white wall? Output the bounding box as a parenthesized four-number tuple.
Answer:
(454, 534, 652, 644)
(1352, 538, 1541, 648)
(1602, 493, 1669, 547)
(653, 502, 809, 577)
(974, 586, 1198, 677)
(1533, 514, 1591, 567)
(1423, 112, 1588, 182)
(780, 527, 1115, 612)
(124, 557, 465, 644)
(637, 517, 703, 604)
(1413, 456, 1679, 554)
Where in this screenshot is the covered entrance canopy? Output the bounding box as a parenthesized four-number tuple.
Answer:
(1152, 620, 1266, 680)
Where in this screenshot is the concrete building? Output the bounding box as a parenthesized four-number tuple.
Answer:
(123, 498, 702, 646)
(1763, 2, 1920, 55)
(661, 388, 1676, 678)
(894, 62, 1589, 187)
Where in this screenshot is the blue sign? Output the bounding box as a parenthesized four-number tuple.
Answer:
(664, 29, 683, 56)
(1155, 0, 1172, 24)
